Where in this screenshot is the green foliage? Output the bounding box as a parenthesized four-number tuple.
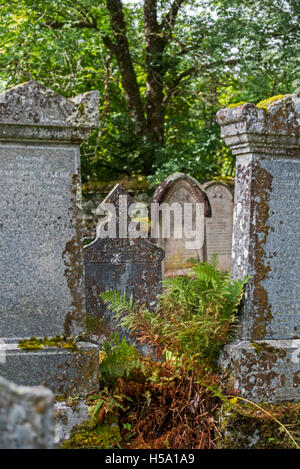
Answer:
(100, 256, 249, 371)
(0, 1, 298, 182)
(99, 333, 145, 388)
(61, 421, 122, 449)
(87, 388, 125, 430)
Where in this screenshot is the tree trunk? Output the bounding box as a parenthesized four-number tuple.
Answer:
(105, 0, 147, 134)
(105, 0, 185, 173)
(144, 0, 166, 147)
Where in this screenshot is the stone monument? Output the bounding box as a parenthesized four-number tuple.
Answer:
(151, 173, 211, 277)
(84, 184, 165, 340)
(203, 181, 234, 271)
(0, 81, 99, 395)
(217, 95, 300, 401)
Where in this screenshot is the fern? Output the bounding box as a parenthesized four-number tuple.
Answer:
(100, 291, 135, 316)
(99, 333, 144, 388)
(99, 256, 249, 371)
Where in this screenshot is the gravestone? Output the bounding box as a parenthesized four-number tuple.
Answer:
(0, 376, 54, 449)
(84, 184, 165, 341)
(203, 181, 234, 271)
(0, 81, 99, 395)
(151, 173, 211, 277)
(217, 95, 300, 402)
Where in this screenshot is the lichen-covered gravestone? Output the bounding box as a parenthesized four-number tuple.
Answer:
(203, 181, 234, 271)
(151, 173, 211, 277)
(217, 95, 300, 402)
(84, 184, 164, 342)
(0, 81, 99, 396)
(0, 376, 54, 449)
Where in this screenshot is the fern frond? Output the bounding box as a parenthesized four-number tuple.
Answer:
(191, 261, 221, 288)
(100, 291, 135, 316)
(208, 252, 219, 269)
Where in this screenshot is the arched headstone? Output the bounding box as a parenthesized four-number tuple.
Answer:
(151, 173, 211, 277)
(203, 181, 234, 271)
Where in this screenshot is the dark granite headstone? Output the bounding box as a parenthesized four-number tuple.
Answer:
(84, 184, 165, 341)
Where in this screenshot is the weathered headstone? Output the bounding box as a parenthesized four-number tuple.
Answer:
(217, 95, 300, 402)
(151, 173, 211, 277)
(84, 184, 164, 339)
(203, 181, 234, 271)
(0, 375, 54, 449)
(0, 81, 99, 395)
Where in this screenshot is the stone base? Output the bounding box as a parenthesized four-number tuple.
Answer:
(217, 401, 300, 449)
(0, 339, 99, 397)
(220, 340, 300, 402)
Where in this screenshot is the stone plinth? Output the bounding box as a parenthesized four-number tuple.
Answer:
(0, 81, 99, 395)
(217, 95, 300, 401)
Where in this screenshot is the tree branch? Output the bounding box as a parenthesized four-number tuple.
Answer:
(163, 66, 196, 105)
(43, 19, 98, 30)
(163, 56, 254, 106)
(144, 0, 160, 35)
(161, 0, 185, 33)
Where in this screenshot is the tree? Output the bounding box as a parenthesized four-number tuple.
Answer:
(0, 0, 299, 182)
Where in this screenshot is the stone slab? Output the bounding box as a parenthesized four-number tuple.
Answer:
(0, 143, 86, 338)
(84, 185, 164, 344)
(233, 155, 300, 340)
(216, 95, 300, 402)
(203, 181, 234, 271)
(151, 173, 211, 277)
(0, 81, 99, 396)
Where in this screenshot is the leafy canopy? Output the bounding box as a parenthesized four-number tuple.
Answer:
(0, 1, 299, 182)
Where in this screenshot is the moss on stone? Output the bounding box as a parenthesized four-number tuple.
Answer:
(227, 101, 247, 109)
(18, 336, 78, 352)
(256, 95, 286, 111)
(250, 342, 280, 355)
(61, 421, 122, 449)
(217, 401, 300, 449)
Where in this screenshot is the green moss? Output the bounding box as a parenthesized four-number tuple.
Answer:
(227, 101, 246, 109)
(256, 95, 286, 111)
(18, 336, 78, 352)
(83, 238, 94, 246)
(212, 175, 235, 187)
(61, 422, 122, 449)
(250, 341, 278, 354)
(218, 402, 300, 449)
